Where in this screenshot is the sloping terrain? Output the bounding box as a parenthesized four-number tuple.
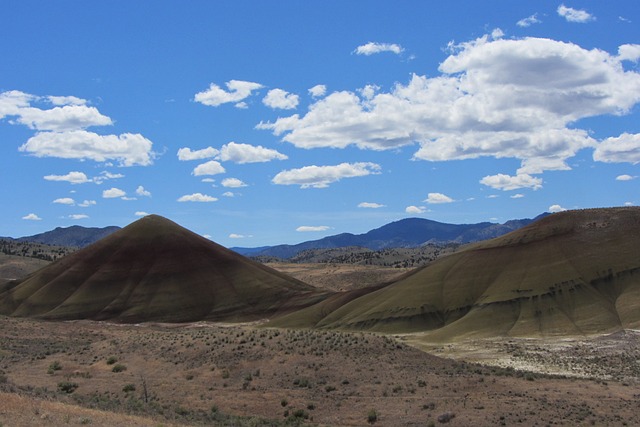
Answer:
(272, 207, 640, 339)
(0, 215, 327, 323)
(13, 225, 121, 248)
(233, 214, 546, 258)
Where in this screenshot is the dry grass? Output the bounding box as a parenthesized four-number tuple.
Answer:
(1, 315, 639, 426)
(0, 391, 184, 426)
(265, 262, 412, 291)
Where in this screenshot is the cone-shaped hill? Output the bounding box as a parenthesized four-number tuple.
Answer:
(270, 207, 640, 340)
(0, 215, 328, 323)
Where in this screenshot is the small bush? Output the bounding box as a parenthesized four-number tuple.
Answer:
(111, 364, 127, 373)
(293, 378, 310, 388)
(175, 406, 189, 416)
(281, 398, 288, 407)
(122, 383, 136, 393)
(367, 409, 378, 424)
(48, 361, 62, 374)
(106, 356, 118, 365)
(57, 381, 78, 394)
(291, 409, 309, 420)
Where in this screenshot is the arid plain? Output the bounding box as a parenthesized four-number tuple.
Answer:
(1, 209, 640, 426)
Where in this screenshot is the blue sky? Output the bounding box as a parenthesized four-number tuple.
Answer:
(1, 1, 639, 246)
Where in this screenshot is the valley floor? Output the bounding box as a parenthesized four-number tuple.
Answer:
(1, 316, 639, 427)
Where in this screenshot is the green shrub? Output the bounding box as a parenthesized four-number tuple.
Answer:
(106, 356, 118, 365)
(122, 383, 136, 393)
(48, 361, 62, 374)
(367, 409, 378, 424)
(111, 364, 127, 373)
(57, 381, 78, 394)
(291, 409, 309, 419)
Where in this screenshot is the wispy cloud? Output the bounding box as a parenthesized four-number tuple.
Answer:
(354, 42, 404, 56)
(557, 4, 595, 23)
(358, 202, 385, 209)
(194, 80, 264, 108)
(296, 225, 330, 232)
(177, 193, 218, 202)
(517, 13, 541, 27)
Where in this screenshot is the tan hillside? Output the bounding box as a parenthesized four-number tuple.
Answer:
(272, 207, 640, 339)
(0, 215, 327, 323)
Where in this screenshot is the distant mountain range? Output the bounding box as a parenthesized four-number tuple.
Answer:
(7, 225, 121, 248)
(233, 214, 549, 259)
(8, 214, 548, 257)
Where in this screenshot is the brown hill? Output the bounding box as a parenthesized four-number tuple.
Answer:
(270, 207, 640, 340)
(0, 215, 327, 323)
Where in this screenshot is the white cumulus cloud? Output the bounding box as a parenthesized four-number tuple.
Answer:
(272, 162, 381, 188)
(93, 171, 125, 184)
(616, 174, 636, 181)
(221, 178, 247, 188)
(44, 171, 90, 184)
(296, 225, 330, 232)
(102, 187, 126, 199)
(309, 85, 327, 98)
(218, 142, 287, 164)
(177, 146, 220, 161)
(136, 186, 151, 197)
(425, 193, 454, 204)
(20, 130, 154, 166)
(194, 80, 264, 107)
(549, 204, 567, 213)
(0, 90, 111, 131)
(78, 200, 96, 207)
(405, 206, 427, 214)
(177, 193, 218, 202)
(594, 133, 640, 164)
(192, 160, 226, 176)
(53, 197, 75, 205)
(354, 42, 404, 56)
(22, 213, 42, 221)
(480, 173, 543, 191)
(557, 4, 595, 23)
(258, 35, 640, 177)
(135, 211, 149, 216)
(47, 95, 87, 106)
(263, 89, 299, 110)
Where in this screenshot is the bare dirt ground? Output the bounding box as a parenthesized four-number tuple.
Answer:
(264, 262, 413, 291)
(407, 330, 640, 383)
(2, 263, 640, 426)
(1, 316, 639, 427)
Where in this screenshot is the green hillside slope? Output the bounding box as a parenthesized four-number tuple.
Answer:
(272, 207, 640, 340)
